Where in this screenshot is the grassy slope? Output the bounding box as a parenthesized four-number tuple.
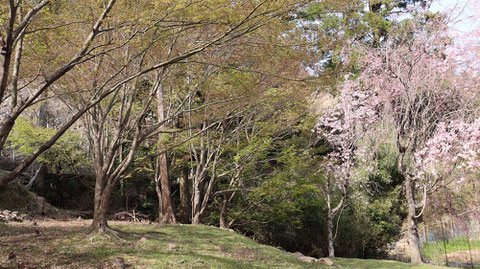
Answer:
(0, 220, 445, 268)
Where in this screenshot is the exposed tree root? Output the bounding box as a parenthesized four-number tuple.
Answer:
(86, 223, 127, 240)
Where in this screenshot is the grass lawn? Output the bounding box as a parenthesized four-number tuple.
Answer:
(422, 238, 480, 266)
(0, 220, 446, 268)
(333, 258, 445, 269)
(422, 238, 480, 259)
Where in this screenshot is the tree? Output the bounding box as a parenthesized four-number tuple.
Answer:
(6, 118, 89, 173)
(416, 119, 480, 217)
(336, 18, 479, 263)
(0, 0, 118, 189)
(297, 0, 432, 77)
(316, 82, 377, 257)
(71, 0, 310, 233)
(0, 0, 308, 191)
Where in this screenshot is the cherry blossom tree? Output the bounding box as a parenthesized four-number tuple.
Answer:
(416, 119, 480, 216)
(316, 82, 378, 257)
(324, 17, 479, 263)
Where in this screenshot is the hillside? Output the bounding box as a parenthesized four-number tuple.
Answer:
(0, 220, 444, 268)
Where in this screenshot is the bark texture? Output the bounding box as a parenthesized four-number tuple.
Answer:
(156, 83, 177, 224)
(179, 168, 190, 223)
(158, 153, 177, 224)
(405, 177, 423, 264)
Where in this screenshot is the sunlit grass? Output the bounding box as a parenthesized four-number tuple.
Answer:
(422, 238, 480, 266)
(0, 220, 447, 268)
(333, 258, 445, 269)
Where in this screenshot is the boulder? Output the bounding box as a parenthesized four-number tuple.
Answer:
(317, 257, 334, 266)
(0, 210, 29, 222)
(293, 252, 317, 263)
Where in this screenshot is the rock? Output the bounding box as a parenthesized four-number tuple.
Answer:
(292, 252, 303, 258)
(299, 256, 317, 263)
(138, 237, 148, 244)
(0, 209, 28, 222)
(317, 257, 334, 266)
(293, 252, 317, 263)
(168, 242, 177, 251)
(112, 257, 126, 269)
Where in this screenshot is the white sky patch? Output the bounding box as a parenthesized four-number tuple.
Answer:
(430, 0, 480, 41)
(429, 0, 480, 72)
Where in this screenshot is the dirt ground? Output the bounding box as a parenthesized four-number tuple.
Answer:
(0, 220, 147, 268)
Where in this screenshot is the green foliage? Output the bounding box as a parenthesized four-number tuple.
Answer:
(336, 143, 405, 257)
(7, 118, 90, 172)
(335, 191, 403, 258)
(229, 132, 406, 258)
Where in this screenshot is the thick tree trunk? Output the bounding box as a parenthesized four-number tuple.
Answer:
(90, 177, 113, 233)
(405, 176, 423, 263)
(179, 168, 190, 223)
(327, 210, 335, 258)
(158, 153, 177, 224)
(0, 116, 15, 155)
(155, 81, 177, 224)
(91, 199, 109, 233)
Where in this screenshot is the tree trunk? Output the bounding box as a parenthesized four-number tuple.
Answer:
(90, 177, 113, 233)
(179, 168, 190, 223)
(155, 81, 176, 224)
(91, 199, 109, 233)
(158, 153, 177, 224)
(0, 27, 14, 104)
(405, 176, 423, 263)
(0, 116, 15, 157)
(219, 197, 229, 229)
(324, 175, 337, 258)
(192, 179, 202, 225)
(327, 210, 335, 258)
(26, 164, 46, 190)
(155, 175, 164, 222)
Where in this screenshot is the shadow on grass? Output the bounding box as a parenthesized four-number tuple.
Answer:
(1, 221, 317, 268)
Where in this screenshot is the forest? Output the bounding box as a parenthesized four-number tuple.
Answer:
(0, 0, 479, 268)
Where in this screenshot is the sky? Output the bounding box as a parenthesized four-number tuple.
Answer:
(429, 0, 480, 41)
